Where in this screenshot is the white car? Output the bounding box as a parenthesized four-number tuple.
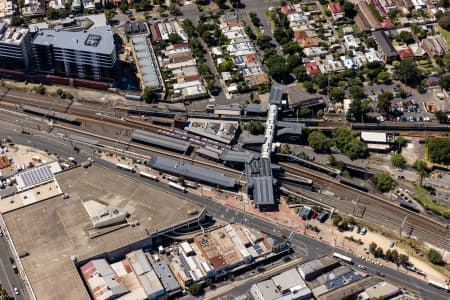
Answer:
(358, 264, 367, 270)
(14, 287, 19, 295)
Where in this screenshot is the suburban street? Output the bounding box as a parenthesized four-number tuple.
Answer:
(0, 112, 447, 300)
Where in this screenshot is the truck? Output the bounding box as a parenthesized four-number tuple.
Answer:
(139, 171, 159, 181)
(116, 163, 135, 172)
(428, 279, 449, 291)
(168, 182, 186, 192)
(333, 252, 353, 264)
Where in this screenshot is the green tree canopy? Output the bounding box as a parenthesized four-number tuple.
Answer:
(394, 59, 421, 86)
(266, 55, 289, 82)
(391, 153, 406, 167)
(427, 248, 443, 265)
(413, 159, 429, 186)
(332, 127, 368, 159)
(329, 87, 345, 101)
(372, 172, 395, 192)
(438, 73, 450, 90)
(308, 131, 333, 153)
(294, 65, 308, 82)
(438, 11, 450, 30)
(426, 138, 450, 165)
(349, 85, 365, 100)
(377, 92, 393, 114)
(246, 120, 265, 135)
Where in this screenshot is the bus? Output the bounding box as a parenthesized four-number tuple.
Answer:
(333, 252, 353, 264)
(168, 182, 186, 192)
(428, 279, 449, 291)
(116, 163, 135, 172)
(139, 171, 159, 181)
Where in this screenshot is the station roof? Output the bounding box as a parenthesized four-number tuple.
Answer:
(22, 104, 78, 122)
(245, 104, 267, 114)
(68, 134, 99, 146)
(268, 86, 283, 106)
(147, 156, 237, 188)
(239, 135, 266, 145)
(131, 129, 191, 152)
(219, 150, 255, 164)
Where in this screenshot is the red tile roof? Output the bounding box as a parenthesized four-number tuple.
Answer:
(328, 2, 344, 14)
(305, 61, 321, 76)
(281, 5, 296, 14)
(0, 156, 10, 169)
(226, 20, 244, 27)
(294, 31, 308, 41)
(398, 48, 414, 60)
(245, 54, 257, 63)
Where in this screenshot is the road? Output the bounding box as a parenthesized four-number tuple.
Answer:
(0, 235, 25, 300)
(0, 120, 448, 299)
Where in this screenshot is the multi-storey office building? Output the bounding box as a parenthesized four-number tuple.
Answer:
(0, 22, 32, 72)
(31, 26, 118, 82)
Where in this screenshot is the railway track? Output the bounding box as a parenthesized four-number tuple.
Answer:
(281, 163, 450, 249)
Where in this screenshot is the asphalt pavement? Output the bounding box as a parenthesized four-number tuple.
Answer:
(0, 117, 448, 299)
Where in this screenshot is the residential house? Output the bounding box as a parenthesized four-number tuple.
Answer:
(305, 61, 321, 76)
(343, 35, 361, 50)
(328, 2, 345, 20)
(422, 35, 449, 57)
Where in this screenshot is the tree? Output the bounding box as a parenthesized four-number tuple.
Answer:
(394, 59, 421, 86)
(396, 136, 407, 149)
(282, 41, 301, 55)
(438, 0, 450, 7)
(287, 54, 301, 69)
(313, 74, 328, 90)
(303, 81, 315, 93)
(369, 242, 378, 254)
(257, 35, 273, 49)
(332, 127, 368, 159)
(266, 55, 289, 82)
(281, 144, 290, 154)
(377, 92, 393, 114)
(169, 3, 180, 15)
(119, 1, 129, 12)
(346, 99, 370, 121)
(376, 71, 391, 83)
(385, 249, 393, 261)
(438, 11, 450, 30)
(188, 283, 204, 296)
(66, 92, 74, 100)
(329, 87, 345, 101)
(372, 172, 395, 192)
(182, 19, 196, 37)
(391, 153, 405, 167)
(177, 176, 185, 185)
(219, 60, 233, 72)
(33, 84, 46, 95)
(246, 120, 265, 135)
(343, 2, 356, 18)
(435, 111, 448, 123)
(427, 248, 443, 265)
(438, 73, 450, 90)
(332, 214, 343, 226)
(426, 138, 450, 165)
(46, 8, 60, 20)
(142, 87, 155, 102)
(293, 65, 308, 82)
(11, 16, 24, 26)
(317, 109, 324, 118)
(396, 31, 414, 44)
(374, 246, 384, 258)
(308, 131, 333, 153)
(398, 254, 409, 265)
(412, 159, 428, 186)
(56, 88, 64, 96)
(349, 85, 365, 100)
(169, 33, 183, 44)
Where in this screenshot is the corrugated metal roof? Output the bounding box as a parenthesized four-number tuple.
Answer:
(239, 135, 266, 145)
(360, 131, 387, 143)
(268, 86, 283, 105)
(219, 150, 255, 164)
(147, 156, 237, 188)
(131, 129, 191, 152)
(245, 104, 267, 114)
(22, 104, 78, 122)
(131, 35, 162, 90)
(68, 134, 99, 145)
(151, 261, 180, 292)
(16, 164, 54, 190)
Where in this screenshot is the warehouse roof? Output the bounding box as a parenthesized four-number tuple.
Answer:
(245, 158, 276, 207)
(131, 129, 191, 152)
(195, 147, 221, 160)
(147, 156, 237, 188)
(151, 261, 180, 292)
